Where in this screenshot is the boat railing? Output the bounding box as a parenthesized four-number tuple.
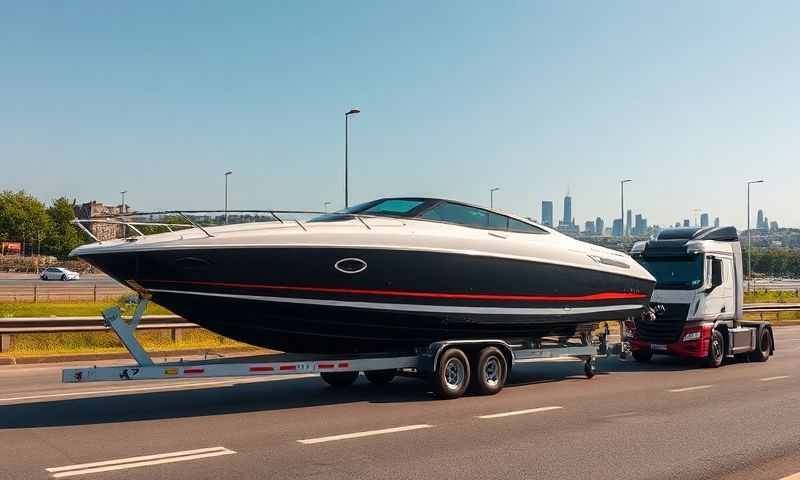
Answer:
(71, 209, 402, 242)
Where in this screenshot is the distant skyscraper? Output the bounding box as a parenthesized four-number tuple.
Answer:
(626, 209, 632, 236)
(595, 217, 604, 237)
(700, 213, 709, 227)
(683, 219, 690, 227)
(612, 219, 623, 237)
(541, 201, 553, 227)
(714, 217, 720, 228)
(584, 221, 595, 235)
(757, 209, 765, 229)
(563, 195, 572, 227)
(770, 221, 779, 232)
(634, 214, 643, 236)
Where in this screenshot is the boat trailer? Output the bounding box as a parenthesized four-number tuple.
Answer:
(63, 298, 625, 400)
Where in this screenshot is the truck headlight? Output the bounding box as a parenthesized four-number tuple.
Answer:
(682, 331, 701, 342)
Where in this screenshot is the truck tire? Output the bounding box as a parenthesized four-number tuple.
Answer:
(748, 328, 772, 363)
(632, 349, 652, 363)
(469, 346, 507, 396)
(432, 348, 470, 400)
(364, 369, 397, 385)
(320, 371, 359, 387)
(705, 330, 724, 368)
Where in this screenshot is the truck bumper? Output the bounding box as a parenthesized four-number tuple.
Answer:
(628, 322, 713, 359)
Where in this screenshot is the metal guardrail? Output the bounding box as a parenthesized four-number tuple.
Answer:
(0, 315, 197, 352)
(0, 284, 130, 302)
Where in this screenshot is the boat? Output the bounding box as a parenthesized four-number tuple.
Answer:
(70, 197, 656, 354)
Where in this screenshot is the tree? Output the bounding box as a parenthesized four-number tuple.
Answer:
(0, 190, 52, 255)
(44, 197, 82, 258)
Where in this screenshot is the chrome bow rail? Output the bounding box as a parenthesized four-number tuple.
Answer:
(71, 210, 393, 242)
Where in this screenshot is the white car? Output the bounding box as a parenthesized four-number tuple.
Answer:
(40, 267, 81, 281)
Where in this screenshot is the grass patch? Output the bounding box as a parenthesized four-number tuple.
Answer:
(744, 290, 800, 304)
(5, 329, 251, 357)
(0, 298, 173, 318)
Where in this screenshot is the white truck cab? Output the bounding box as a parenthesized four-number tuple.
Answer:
(629, 226, 773, 367)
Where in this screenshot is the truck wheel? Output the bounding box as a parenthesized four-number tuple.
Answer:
(632, 349, 652, 363)
(432, 348, 470, 400)
(584, 360, 596, 378)
(748, 328, 772, 363)
(320, 371, 359, 387)
(470, 347, 507, 396)
(705, 330, 724, 368)
(364, 369, 397, 385)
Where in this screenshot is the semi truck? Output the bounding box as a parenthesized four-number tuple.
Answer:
(627, 226, 774, 367)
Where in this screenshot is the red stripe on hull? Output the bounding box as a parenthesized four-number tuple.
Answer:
(144, 279, 648, 302)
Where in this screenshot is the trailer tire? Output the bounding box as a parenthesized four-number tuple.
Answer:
(705, 330, 724, 368)
(469, 347, 507, 396)
(320, 371, 359, 387)
(632, 349, 652, 363)
(432, 348, 470, 400)
(364, 369, 397, 385)
(748, 328, 772, 363)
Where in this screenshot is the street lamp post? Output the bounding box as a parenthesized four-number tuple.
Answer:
(120, 190, 127, 238)
(620, 179, 631, 238)
(344, 107, 361, 208)
(490, 187, 500, 209)
(747, 179, 765, 293)
(224, 171, 233, 224)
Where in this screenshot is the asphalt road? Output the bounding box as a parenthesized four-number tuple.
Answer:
(1, 327, 799, 480)
(0, 273, 122, 287)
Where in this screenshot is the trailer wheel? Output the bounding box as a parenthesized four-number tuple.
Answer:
(320, 371, 359, 387)
(632, 349, 652, 363)
(432, 348, 470, 399)
(470, 347, 507, 396)
(584, 360, 596, 378)
(748, 328, 772, 363)
(705, 330, 724, 368)
(364, 369, 397, 385)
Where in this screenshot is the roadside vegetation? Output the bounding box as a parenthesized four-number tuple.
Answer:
(0, 297, 173, 318)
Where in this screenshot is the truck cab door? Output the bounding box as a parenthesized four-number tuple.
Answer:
(703, 257, 730, 320)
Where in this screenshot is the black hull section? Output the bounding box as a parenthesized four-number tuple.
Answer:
(80, 246, 655, 354)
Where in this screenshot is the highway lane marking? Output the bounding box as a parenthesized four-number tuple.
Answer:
(668, 385, 713, 393)
(778, 473, 800, 480)
(298, 424, 433, 444)
(760, 375, 790, 382)
(0, 374, 316, 402)
(45, 446, 236, 478)
(477, 406, 563, 419)
(602, 411, 638, 419)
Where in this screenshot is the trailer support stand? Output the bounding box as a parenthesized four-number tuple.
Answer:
(103, 299, 154, 367)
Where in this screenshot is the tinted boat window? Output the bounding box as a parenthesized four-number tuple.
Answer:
(488, 213, 508, 230)
(509, 218, 545, 234)
(360, 199, 425, 215)
(420, 202, 496, 229)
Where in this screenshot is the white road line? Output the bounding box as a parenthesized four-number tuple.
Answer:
(298, 424, 433, 444)
(668, 385, 713, 393)
(760, 376, 790, 382)
(477, 406, 563, 419)
(0, 374, 316, 403)
(46, 447, 236, 478)
(778, 473, 800, 480)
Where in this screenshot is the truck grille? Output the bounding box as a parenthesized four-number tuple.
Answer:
(636, 303, 690, 344)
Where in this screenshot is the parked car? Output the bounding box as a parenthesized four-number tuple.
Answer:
(40, 267, 81, 281)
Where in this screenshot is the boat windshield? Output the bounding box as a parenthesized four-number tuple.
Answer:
(309, 198, 431, 222)
(637, 255, 704, 290)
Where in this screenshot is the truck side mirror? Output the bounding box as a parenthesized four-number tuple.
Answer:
(707, 258, 723, 292)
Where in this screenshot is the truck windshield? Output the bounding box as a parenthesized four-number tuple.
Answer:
(637, 255, 704, 290)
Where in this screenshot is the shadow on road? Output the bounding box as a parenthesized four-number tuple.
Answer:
(0, 356, 703, 429)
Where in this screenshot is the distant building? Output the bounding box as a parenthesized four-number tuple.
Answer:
(541, 201, 553, 227)
(675, 222, 681, 228)
(770, 221, 779, 232)
(595, 217, 604, 237)
(74, 201, 128, 241)
(562, 195, 573, 227)
(714, 217, 720, 228)
(584, 221, 595, 235)
(626, 210, 632, 237)
(612, 218, 623, 237)
(683, 219, 690, 227)
(700, 213, 709, 227)
(633, 214, 648, 236)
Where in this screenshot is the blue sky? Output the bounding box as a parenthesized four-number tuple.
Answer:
(2, 1, 798, 228)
